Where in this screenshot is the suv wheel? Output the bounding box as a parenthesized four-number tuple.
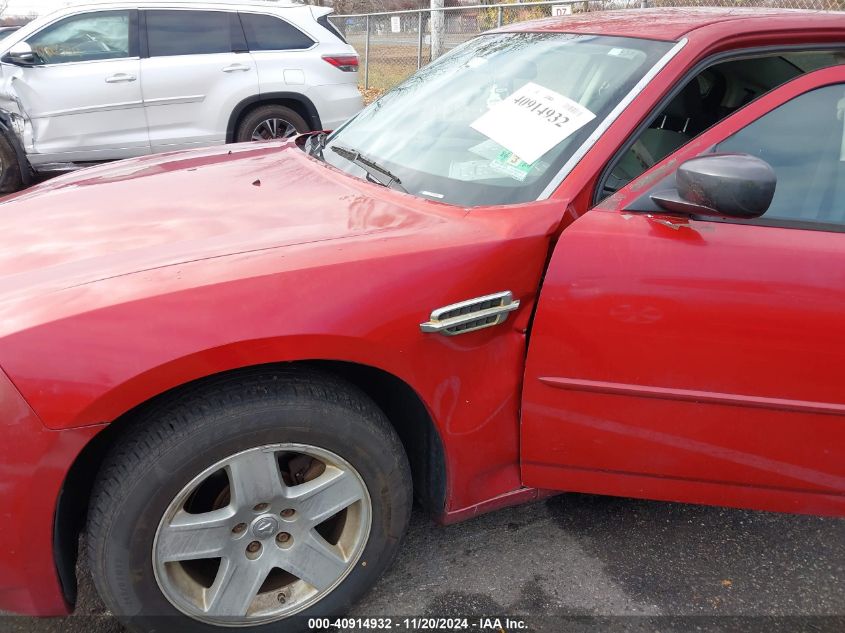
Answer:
(87, 369, 412, 632)
(236, 105, 310, 142)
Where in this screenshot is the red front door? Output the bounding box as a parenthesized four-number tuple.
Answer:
(521, 66, 845, 516)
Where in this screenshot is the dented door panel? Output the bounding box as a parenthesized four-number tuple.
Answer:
(0, 60, 150, 164)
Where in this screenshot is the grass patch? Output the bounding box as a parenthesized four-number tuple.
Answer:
(347, 41, 430, 92)
(360, 87, 384, 104)
(362, 59, 417, 91)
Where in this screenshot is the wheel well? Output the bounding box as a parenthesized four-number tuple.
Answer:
(53, 360, 446, 606)
(228, 95, 321, 143)
(0, 111, 33, 187)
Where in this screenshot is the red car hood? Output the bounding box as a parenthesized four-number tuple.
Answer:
(0, 142, 443, 300)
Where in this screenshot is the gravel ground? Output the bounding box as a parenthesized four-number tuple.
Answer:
(2, 493, 844, 632)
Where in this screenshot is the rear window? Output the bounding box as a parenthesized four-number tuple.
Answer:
(146, 10, 233, 57)
(317, 14, 346, 44)
(240, 13, 314, 51)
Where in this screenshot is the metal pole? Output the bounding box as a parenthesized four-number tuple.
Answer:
(364, 15, 370, 89)
(430, 0, 445, 60)
(497, 6, 503, 27)
(417, 10, 423, 69)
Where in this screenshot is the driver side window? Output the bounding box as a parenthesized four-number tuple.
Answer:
(715, 83, 845, 229)
(599, 49, 845, 200)
(27, 10, 132, 65)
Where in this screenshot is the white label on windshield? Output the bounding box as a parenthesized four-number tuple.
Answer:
(448, 160, 501, 181)
(608, 47, 640, 60)
(470, 82, 596, 164)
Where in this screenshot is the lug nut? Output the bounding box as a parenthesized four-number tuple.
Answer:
(232, 522, 247, 534)
(276, 532, 291, 544)
(280, 508, 295, 518)
(253, 502, 269, 512)
(247, 541, 261, 553)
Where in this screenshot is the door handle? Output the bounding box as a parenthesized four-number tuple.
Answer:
(223, 64, 251, 73)
(105, 73, 137, 83)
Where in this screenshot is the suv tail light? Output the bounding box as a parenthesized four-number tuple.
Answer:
(322, 55, 358, 72)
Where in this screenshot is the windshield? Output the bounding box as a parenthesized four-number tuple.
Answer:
(321, 33, 673, 207)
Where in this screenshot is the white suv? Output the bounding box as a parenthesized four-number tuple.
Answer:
(0, 0, 362, 191)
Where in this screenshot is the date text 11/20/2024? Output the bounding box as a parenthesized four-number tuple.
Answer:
(307, 617, 528, 630)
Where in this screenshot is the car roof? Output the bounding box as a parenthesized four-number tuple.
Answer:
(45, 0, 308, 14)
(1, 0, 330, 49)
(500, 7, 845, 42)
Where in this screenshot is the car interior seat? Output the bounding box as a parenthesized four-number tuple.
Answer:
(609, 78, 711, 185)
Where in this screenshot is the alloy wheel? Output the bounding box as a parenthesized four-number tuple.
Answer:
(152, 443, 371, 626)
(251, 118, 299, 141)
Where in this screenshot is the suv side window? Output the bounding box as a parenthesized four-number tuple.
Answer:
(714, 83, 845, 230)
(146, 10, 234, 57)
(239, 13, 314, 51)
(27, 10, 132, 64)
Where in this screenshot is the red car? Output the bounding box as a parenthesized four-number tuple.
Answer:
(1, 7, 844, 631)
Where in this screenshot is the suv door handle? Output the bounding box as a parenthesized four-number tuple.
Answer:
(105, 73, 137, 83)
(223, 64, 251, 73)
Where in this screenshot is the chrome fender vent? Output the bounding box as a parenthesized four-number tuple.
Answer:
(420, 291, 521, 336)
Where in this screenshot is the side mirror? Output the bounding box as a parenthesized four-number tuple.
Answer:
(3, 41, 38, 66)
(651, 153, 776, 220)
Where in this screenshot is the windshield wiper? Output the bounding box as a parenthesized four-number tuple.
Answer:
(330, 145, 407, 192)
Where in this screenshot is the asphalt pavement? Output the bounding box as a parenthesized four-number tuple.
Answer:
(2, 493, 844, 633)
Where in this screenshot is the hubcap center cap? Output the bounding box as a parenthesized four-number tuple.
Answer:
(251, 515, 279, 539)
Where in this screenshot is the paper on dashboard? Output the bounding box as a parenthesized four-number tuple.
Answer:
(470, 82, 596, 164)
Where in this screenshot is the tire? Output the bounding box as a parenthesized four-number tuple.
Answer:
(87, 368, 412, 633)
(0, 131, 23, 194)
(235, 105, 310, 143)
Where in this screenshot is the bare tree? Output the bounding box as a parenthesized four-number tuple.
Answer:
(0, 1, 9, 17)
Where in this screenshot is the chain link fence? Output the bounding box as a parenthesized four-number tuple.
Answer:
(331, 0, 844, 91)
